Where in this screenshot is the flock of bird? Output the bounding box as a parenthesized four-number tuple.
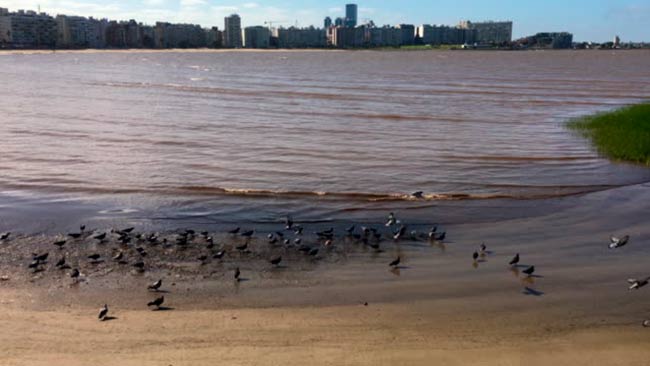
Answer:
(0, 211, 647, 327)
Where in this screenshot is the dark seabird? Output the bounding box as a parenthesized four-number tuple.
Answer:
(241, 230, 255, 238)
(270, 256, 282, 266)
(346, 225, 356, 235)
(435, 232, 446, 241)
(147, 296, 165, 309)
(236, 242, 248, 251)
(389, 256, 401, 267)
(480, 243, 487, 253)
(324, 240, 333, 247)
(522, 265, 535, 276)
(228, 227, 241, 234)
(412, 191, 424, 199)
(68, 232, 82, 239)
(294, 238, 302, 245)
(133, 261, 145, 270)
(509, 254, 520, 266)
(201, 231, 209, 238)
(283, 239, 290, 245)
(234, 267, 241, 281)
(298, 245, 311, 253)
(55, 256, 66, 268)
(148, 279, 162, 291)
(628, 277, 649, 290)
(308, 248, 319, 257)
(268, 237, 278, 245)
(197, 255, 208, 264)
(294, 226, 304, 235)
(274, 231, 285, 238)
(609, 235, 630, 249)
(206, 242, 215, 250)
(428, 227, 438, 239)
(53, 240, 66, 249)
(93, 233, 107, 241)
(80, 225, 86, 232)
(88, 254, 101, 261)
(285, 217, 294, 230)
(213, 250, 226, 259)
(98, 304, 108, 321)
(33, 252, 49, 262)
(472, 251, 479, 261)
(70, 268, 80, 279)
(393, 225, 406, 240)
(122, 227, 135, 234)
(0, 232, 10, 240)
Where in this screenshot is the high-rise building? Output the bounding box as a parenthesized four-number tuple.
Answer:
(345, 4, 358, 28)
(458, 20, 512, 44)
(334, 17, 344, 27)
(244, 26, 271, 48)
(397, 24, 415, 45)
(224, 13, 242, 48)
(0, 10, 57, 48)
(324, 16, 332, 28)
(275, 27, 326, 48)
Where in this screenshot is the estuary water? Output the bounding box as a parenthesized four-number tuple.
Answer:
(1, 49, 649, 229)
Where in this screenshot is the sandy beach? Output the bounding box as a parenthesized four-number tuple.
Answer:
(1, 183, 649, 365)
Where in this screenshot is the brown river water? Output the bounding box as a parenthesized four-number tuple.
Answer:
(1, 50, 649, 231)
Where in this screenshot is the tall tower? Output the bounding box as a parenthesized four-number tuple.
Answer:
(224, 14, 242, 48)
(345, 4, 357, 28)
(324, 16, 332, 29)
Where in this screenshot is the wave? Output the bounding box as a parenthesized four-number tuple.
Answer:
(0, 182, 624, 202)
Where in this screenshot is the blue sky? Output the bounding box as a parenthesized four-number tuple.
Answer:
(1, 0, 648, 41)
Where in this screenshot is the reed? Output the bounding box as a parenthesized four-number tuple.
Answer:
(570, 103, 650, 165)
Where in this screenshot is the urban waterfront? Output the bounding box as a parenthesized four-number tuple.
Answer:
(1, 49, 650, 230)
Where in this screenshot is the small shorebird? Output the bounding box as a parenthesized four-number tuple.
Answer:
(240, 230, 254, 238)
(228, 227, 241, 234)
(133, 261, 145, 271)
(147, 296, 165, 309)
(643, 320, 649, 328)
(480, 243, 487, 254)
(522, 265, 535, 276)
(428, 226, 438, 239)
(80, 225, 86, 232)
(235, 242, 248, 252)
(93, 232, 107, 241)
(412, 191, 424, 199)
(285, 217, 294, 230)
(628, 277, 649, 290)
(609, 235, 630, 249)
(346, 225, 356, 235)
(509, 254, 520, 266)
(70, 268, 80, 280)
(389, 256, 401, 267)
(88, 254, 101, 262)
(0, 232, 10, 241)
(234, 267, 241, 281)
(98, 304, 108, 321)
(112, 251, 124, 262)
(213, 250, 225, 259)
(68, 232, 82, 239)
(33, 252, 49, 262)
(121, 227, 135, 234)
(53, 240, 66, 249)
(472, 251, 479, 261)
(270, 256, 282, 266)
(308, 247, 319, 257)
(148, 279, 162, 291)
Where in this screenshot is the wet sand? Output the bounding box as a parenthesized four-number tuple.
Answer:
(1, 183, 650, 365)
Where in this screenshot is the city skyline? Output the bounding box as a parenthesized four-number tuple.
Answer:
(0, 0, 648, 42)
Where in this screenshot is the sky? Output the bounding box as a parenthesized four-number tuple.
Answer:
(0, 0, 648, 42)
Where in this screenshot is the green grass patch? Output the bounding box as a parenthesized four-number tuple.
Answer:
(569, 103, 650, 165)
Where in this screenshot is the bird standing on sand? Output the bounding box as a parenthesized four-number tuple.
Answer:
(0, 232, 10, 241)
(98, 304, 108, 321)
(236, 242, 248, 252)
(609, 235, 630, 249)
(270, 256, 282, 267)
(93, 232, 107, 242)
(147, 296, 165, 309)
(53, 240, 66, 249)
(509, 254, 520, 266)
(389, 256, 401, 267)
(241, 230, 254, 238)
(522, 265, 535, 276)
(68, 232, 82, 239)
(213, 250, 225, 260)
(234, 267, 241, 281)
(628, 277, 649, 290)
(228, 227, 241, 234)
(148, 279, 162, 291)
(70, 268, 80, 280)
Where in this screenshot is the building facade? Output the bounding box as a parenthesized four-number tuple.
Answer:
(276, 27, 326, 48)
(458, 20, 512, 44)
(224, 14, 242, 48)
(345, 4, 358, 28)
(244, 26, 270, 48)
(0, 10, 57, 48)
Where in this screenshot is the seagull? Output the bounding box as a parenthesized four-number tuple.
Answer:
(522, 265, 535, 276)
(112, 252, 124, 262)
(228, 227, 241, 234)
(609, 235, 630, 249)
(509, 253, 520, 266)
(643, 320, 649, 328)
(628, 277, 649, 290)
(53, 240, 66, 249)
(0, 232, 10, 240)
(98, 304, 108, 321)
(148, 279, 162, 291)
(234, 267, 241, 281)
(147, 296, 165, 309)
(213, 250, 225, 259)
(389, 256, 401, 267)
(270, 256, 282, 266)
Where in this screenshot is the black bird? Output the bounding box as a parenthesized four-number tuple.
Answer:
(98, 304, 108, 321)
(88, 254, 101, 262)
(346, 225, 356, 235)
(472, 251, 479, 261)
(509, 253, 520, 266)
(285, 217, 294, 230)
(298, 245, 311, 253)
(201, 231, 209, 237)
(133, 261, 145, 270)
(147, 296, 164, 309)
(93, 233, 107, 241)
(236, 242, 248, 252)
(121, 227, 135, 234)
(274, 231, 285, 238)
(148, 279, 162, 291)
(308, 247, 319, 257)
(33, 252, 49, 262)
(53, 240, 66, 249)
(270, 256, 282, 266)
(0, 232, 10, 240)
(68, 232, 82, 239)
(234, 267, 241, 281)
(435, 232, 446, 241)
(393, 225, 407, 240)
(428, 227, 438, 239)
(294, 226, 304, 235)
(198, 255, 208, 264)
(80, 225, 86, 232)
(522, 265, 535, 276)
(294, 238, 302, 245)
(480, 243, 487, 253)
(268, 237, 278, 245)
(412, 191, 424, 199)
(70, 268, 80, 279)
(389, 256, 401, 267)
(228, 227, 241, 234)
(241, 230, 255, 238)
(213, 250, 225, 259)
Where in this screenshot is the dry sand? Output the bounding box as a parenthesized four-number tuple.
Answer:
(1, 183, 650, 365)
